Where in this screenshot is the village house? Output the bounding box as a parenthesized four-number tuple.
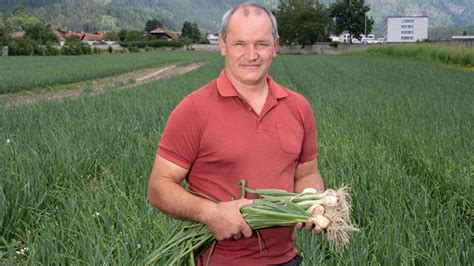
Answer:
(81, 32, 107, 45)
(8, 31, 26, 39)
(51, 28, 68, 46)
(52, 28, 111, 46)
(149, 27, 179, 40)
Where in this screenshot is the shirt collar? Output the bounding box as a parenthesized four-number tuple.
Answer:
(216, 70, 289, 99)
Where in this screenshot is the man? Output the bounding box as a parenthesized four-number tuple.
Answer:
(147, 2, 324, 265)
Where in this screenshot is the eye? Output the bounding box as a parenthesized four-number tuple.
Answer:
(234, 42, 244, 47)
(257, 42, 270, 47)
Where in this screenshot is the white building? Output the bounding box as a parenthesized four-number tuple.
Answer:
(206, 33, 218, 45)
(383, 16, 428, 43)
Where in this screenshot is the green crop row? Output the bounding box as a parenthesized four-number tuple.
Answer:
(0, 50, 210, 95)
(0, 53, 472, 264)
(346, 43, 474, 68)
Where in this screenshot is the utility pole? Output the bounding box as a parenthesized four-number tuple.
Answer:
(364, 13, 367, 37)
(349, 0, 353, 42)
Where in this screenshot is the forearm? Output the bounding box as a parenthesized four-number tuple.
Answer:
(294, 159, 325, 193)
(295, 171, 325, 193)
(148, 176, 253, 241)
(147, 157, 252, 240)
(147, 178, 217, 225)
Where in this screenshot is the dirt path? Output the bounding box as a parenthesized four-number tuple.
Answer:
(1, 61, 208, 107)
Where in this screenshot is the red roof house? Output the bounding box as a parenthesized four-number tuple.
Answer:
(149, 27, 178, 40)
(81, 32, 106, 45)
(9, 31, 26, 39)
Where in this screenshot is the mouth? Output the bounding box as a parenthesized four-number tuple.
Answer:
(241, 64, 261, 69)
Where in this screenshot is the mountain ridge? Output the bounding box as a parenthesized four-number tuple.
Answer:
(1, 0, 472, 35)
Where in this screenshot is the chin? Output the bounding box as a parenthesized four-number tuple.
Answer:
(240, 71, 264, 80)
(241, 76, 265, 85)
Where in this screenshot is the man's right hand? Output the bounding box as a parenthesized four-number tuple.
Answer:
(204, 199, 253, 241)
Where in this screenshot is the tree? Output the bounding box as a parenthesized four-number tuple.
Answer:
(105, 31, 119, 41)
(274, 0, 331, 46)
(61, 35, 91, 55)
(191, 23, 202, 43)
(8, 38, 40, 55)
(3, 6, 43, 31)
(145, 19, 163, 33)
(125, 30, 143, 42)
(181, 21, 193, 40)
(118, 29, 127, 42)
(330, 0, 374, 43)
(0, 26, 10, 47)
(25, 23, 58, 44)
(181, 21, 202, 44)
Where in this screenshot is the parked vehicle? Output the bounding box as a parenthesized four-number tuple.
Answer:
(330, 34, 383, 44)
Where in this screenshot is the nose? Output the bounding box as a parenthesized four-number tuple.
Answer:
(244, 45, 258, 61)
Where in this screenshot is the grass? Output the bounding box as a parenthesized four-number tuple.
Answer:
(0, 50, 209, 95)
(345, 43, 474, 68)
(0, 52, 472, 264)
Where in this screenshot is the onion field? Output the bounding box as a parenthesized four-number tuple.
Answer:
(0, 51, 208, 95)
(0, 51, 472, 265)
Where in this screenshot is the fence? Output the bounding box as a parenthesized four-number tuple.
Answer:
(432, 39, 474, 48)
(278, 43, 379, 55)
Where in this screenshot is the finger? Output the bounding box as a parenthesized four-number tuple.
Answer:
(236, 199, 253, 208)
(295, 222, 303, 230)
(240, 223, 253, 238)
(304, 220, 314, 231)
(313, 225, 322, 235)
(232, 233, 242, 240)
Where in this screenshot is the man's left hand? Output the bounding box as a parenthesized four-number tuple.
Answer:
(295, 219, 322, 234)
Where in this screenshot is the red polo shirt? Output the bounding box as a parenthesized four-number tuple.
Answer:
(157, 70, 317, 265)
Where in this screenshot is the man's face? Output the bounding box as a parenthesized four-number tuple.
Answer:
(219, 8, 278, 86)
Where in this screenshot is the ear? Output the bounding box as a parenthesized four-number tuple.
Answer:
(273, 37, 280, 57)
(218, 34, 226, 56)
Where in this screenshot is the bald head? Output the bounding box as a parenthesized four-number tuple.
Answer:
(220, 2, 279, 41)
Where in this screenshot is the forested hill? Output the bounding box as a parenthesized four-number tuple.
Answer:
(1, 0, 472, 33)
(0, 0, 275, 32)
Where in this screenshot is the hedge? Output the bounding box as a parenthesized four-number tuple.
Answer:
(118, 40, 184, 48)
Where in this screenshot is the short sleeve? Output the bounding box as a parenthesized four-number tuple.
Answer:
(157, 97, 201, 169)
(298, 99, 317, 164)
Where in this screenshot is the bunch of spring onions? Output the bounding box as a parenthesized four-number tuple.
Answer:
(145, 180, 358, 265)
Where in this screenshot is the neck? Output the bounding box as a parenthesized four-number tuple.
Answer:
(237, 82, 268, 101)
(225, 70, 269, 115)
